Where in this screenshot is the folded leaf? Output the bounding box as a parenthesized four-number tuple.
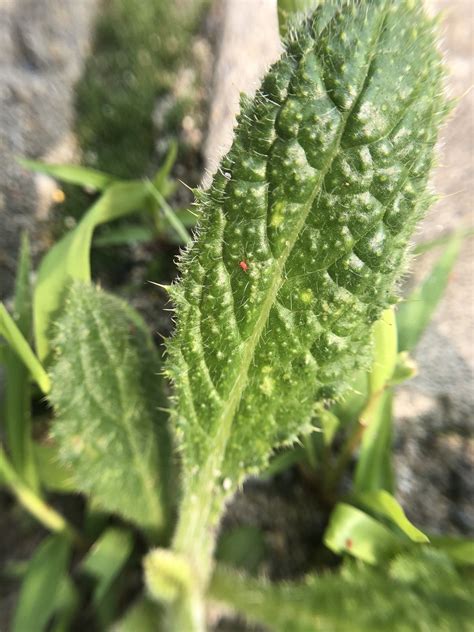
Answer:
(356, 490, 428, 543)
(34, 181, 150, 360)
(324, 503, 404, 564)
(48, 283, 170, 532)
(167, 0, 449, 580)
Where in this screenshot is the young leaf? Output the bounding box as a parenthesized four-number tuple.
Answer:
(111, 597, 162, 632)
(397, 235, 462, 352)
(81, 527, 134, 604)
(0, 445, 75, 538)
(0, 303, 50, 393)
(19, 158, 116, 191)
(3, 234, 38, 489)
(209, 551, 474, 632)
(355, 490, 428, 543)
(48, 283, 171, 532)
(324, 503, 404, 564)
(354, 390, 394, 493)
(12, 535, 71, 632)
(166, 0, 448, 590)
(34, 181, 151, 360)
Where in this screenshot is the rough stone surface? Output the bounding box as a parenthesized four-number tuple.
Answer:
(0, 0, 98, 297)
(202, 0, 282, 187)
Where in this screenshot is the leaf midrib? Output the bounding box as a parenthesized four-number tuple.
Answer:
(174, 3, 390, 559)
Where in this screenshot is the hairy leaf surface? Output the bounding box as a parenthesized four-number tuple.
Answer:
(168, 0, 448, 557)
(210, 551, 474, 632)
(49, 283, 170, 531)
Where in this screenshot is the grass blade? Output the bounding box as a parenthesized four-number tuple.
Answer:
(397, 236, 463, 352)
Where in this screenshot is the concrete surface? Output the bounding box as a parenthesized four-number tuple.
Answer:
(0, 0, 98, 297)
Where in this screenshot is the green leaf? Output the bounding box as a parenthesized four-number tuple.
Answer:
(34, 443, 76, 493)
(12, 535, 71, 632)
(50, 577, 80, 632)
(2, 234, 38, 489)
(148, 181, 192, 244)
(330, 369, 368, 426)
(48, 283, 171, 532)
(413, 226, 474, 255)
(389, 351, 417, 385)
(324, 503, 404, 564)
(0, 302, 50, 393)
(397, 235, 462, 352)
(354, 390, 394, 494)
(81, 527, 134, 604)
(209, 550, 474, 632)
(94, 224, 155, 247)
(356, 490, 428, 543)
(34, 180, 150, 360)
(19, 158, 116, 191)
(111, 597, 162, 632)
(368, 307, 398, 394)
(166, 0, 449, 594)
(0, 445, 76, 537)
(428, 535, 474, 566)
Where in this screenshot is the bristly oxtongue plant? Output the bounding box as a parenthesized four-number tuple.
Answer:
(145, 0, 448, 628)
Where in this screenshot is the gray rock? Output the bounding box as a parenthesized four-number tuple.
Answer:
(0, 0, 98, 297)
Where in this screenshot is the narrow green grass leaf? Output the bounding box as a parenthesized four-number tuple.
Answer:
(50, 577, 80, 632)
(111, 597, 162, 632)
(397, 236, 462, 352)
(0, 446, 76, 537)
(147, 181, 192, 244)
(354, 390, 394, 494)
(0, 303, 50, 393)
(34, 181, 150, 360)
(12, 535, 71, 632)
(3, 234, 38, 489)
(94, 224, 155, 247)
(19, 158, 116, 191)
(81, 528, 134, 604)
(356, 490, 428, 543)
(413, 226, 474, 255)
(48, 283, 171, 532)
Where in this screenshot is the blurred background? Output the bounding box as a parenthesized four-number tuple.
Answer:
(0, 0, 472, 626)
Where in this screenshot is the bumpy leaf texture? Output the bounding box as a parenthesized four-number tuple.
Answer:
(168, 0, 448, 499)
(210, 551, 474, 632)
(49, 283, 170, 531)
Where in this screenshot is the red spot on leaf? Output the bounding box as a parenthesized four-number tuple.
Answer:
(239, 260, 249, 272)
(345, 538, 353, 549)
